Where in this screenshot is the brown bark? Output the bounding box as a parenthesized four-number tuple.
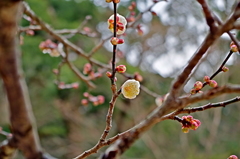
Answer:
(0, 1, 43, 159)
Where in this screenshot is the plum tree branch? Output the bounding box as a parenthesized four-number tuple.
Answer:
(100, 2, 240, 158)
(23, 2, 110, 69)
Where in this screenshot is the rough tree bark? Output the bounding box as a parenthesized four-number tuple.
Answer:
(0, 1, 43, 159)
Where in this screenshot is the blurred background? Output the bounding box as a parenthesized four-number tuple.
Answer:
(0, 0, 240, 158)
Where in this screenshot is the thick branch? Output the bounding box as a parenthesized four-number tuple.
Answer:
(0, 1, 44, 159)
(169, 2, 240, 98)
(197, 0, 218, 32)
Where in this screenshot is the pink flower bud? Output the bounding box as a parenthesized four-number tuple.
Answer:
(134, 72, 143, 82)
(116, 65, 126, 73)
(81, 99, 88, 106)
(194, 81, 203, 90)
(127, 16, 135, 22)
(71, 83, 79, 89)
(190, 121, 199, 130)
(97, 95, 105, 104)
(186, 115, 193, 121)
(110, 37, 119, 45)
(209, 80, 218, 88)
(203, 76, 210, 82)
(83, 92, 89, 97)
(58, 82, 65, 89)
(193, 119, 201, 127)
(117, 39, 124, 44)
(106, 71, 112, 78)
(228, 155, 238, 159)
(222, 66, 229, 72)
(231, 45, 238, 52)
(83, 63, 92, 74)
(26, 30, 34, 36)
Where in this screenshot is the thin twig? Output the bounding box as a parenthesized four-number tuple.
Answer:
(162, 96, 240, 121)
(88, 36, 112, 58)
(73, 2, 120, 159)
(23, 2, 109, 69)
(63, 46, 96, 88)
(201, 50, 233, 87)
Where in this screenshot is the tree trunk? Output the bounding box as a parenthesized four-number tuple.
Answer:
(0, 1, 43, 159)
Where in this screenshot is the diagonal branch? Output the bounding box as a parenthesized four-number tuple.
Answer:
(196, 0, 218, 32)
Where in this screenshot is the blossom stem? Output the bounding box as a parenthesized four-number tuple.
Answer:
(203, 50, 233, 87)
(111, 2, 117, 86)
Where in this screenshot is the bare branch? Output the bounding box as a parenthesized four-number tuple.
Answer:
(162, 96, 240, 121)
(169, 2, 240, 98)
(22, 2, 109, 69)
(196, 0, 218, 32)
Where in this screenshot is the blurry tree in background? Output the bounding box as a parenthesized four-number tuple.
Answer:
(0, 0, 240, 159)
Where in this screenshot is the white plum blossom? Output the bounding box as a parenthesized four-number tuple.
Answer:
(121, 79, 140, 99)
(108, 14, 127, 35)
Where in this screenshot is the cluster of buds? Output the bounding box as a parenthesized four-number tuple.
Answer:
(106, 0, 120, 3)
(228, 155, 238, 159)
(190, 76, 218, 95)
(81, 92, 105, 106)
(108, 14, 127, 35)
(110, 37, 124, 45)
(203, 76, 218, 88)
(126, 2, 136, 23)
(190, 81, 203, 95)
(230, 41, 238, 52)
(83, 63, 102, 80)
(57, 82, 79, 90)
(121, 79, 140, 99)
(181, 115, 201, 133)
(39, 39, 60, 57)
(106, 65, 126, 79)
